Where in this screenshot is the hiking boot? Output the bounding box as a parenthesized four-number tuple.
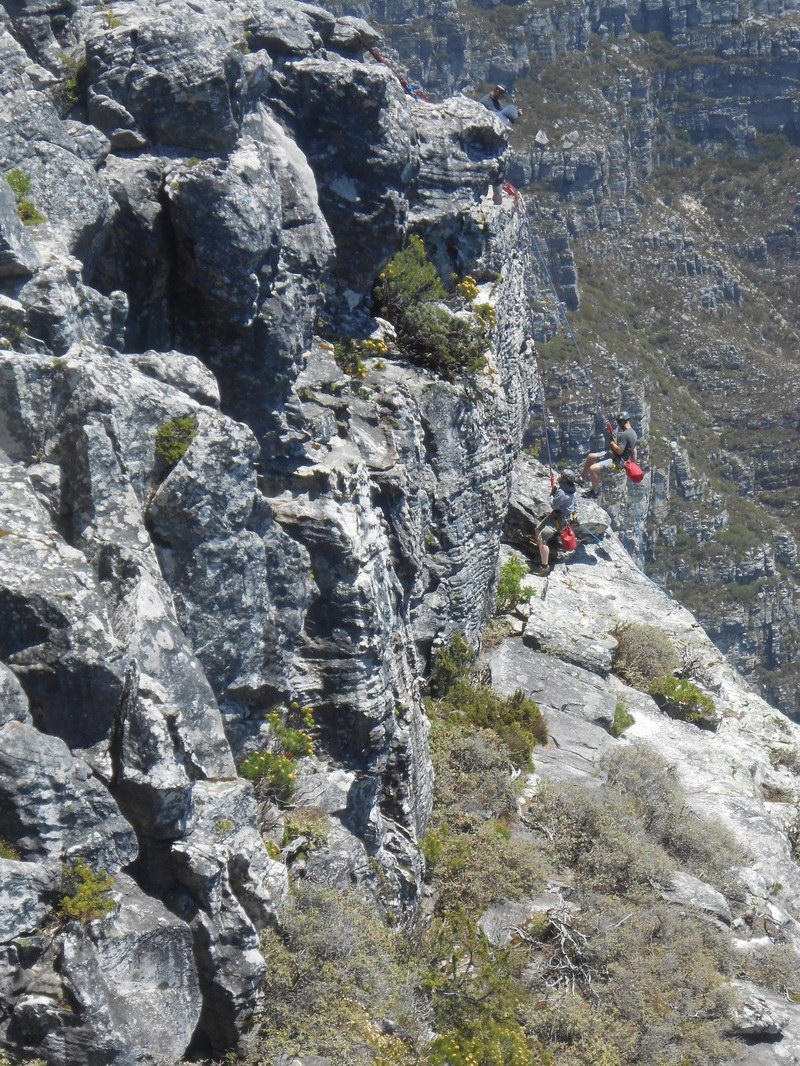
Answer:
(533, 566, 550, 577)
(582, 487, 601, 499)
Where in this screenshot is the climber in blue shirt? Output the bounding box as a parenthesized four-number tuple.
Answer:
(534, 470, 578, 574)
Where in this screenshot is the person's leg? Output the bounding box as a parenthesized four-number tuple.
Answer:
(585, 455, 612, 493)
(535, 521, 555, 570)
(582, 452, 599, 483)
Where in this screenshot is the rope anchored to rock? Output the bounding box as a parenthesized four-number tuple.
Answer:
(367, 48, 435, 102)
(505, 182, 646, 488)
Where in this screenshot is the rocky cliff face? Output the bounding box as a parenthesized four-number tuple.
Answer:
(0, 0, 542, 1056)
(328, 0, 800, 718)
(1, 0, 800, 1062)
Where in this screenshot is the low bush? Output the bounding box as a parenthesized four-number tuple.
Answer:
(434, 680, 546, 769)
(734, 941, 800, 999)
(332, 338, 368, 379)
(420, 912, 546, 1065)
(0, 838, 20, 861)
(59, 51, 88, 110)
(427, 727, 521, 826)
(154, 414, 198, 467)
(376, 237, 488, 379)
(5, 169, 46, 226)
(611, 622, 679, 690)
(611, 699, 634, 737)
(428, 636, 547, 767)
(527, 900, 737, 1065)
(239, 704, 314, 804)
(531, 782, 673, 896)
(59, 859, 116, 922)
(428, 632, 476, 698)
(649, 675, 717, 727)
(496, 554, 534, 613)
(246, 883, 423, 1065)
(281, 806, 330, 855)
(423, 816, 546, 919)
(602, 744, 746, 890)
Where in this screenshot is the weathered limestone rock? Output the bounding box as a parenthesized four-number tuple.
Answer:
(0, 661, 31, 726)
(0, 720, 137, 868)
(659, 870, 733, 925)
(86, 16, 246, 152)
(0, 174, 38, 278)
(10, 874, 202, 1066)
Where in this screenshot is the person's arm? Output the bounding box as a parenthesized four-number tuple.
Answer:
(610, 437, 625, 456)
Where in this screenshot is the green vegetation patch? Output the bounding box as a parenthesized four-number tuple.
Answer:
(248, 883, 422, 1064)
(59, 859, 116, 922)
(239, 703, 314, 804)
(496, 554, 534, 613)
(0, 838, 20, 861)
(611, 699, 634, 737)
(612, 622, 680, 690)
(5, 169, 46, 226)
(649, 674, 717, 727)
(376, 236, 488, 379)
(154, 414, 198, 467)
(428, 635, 547, 768)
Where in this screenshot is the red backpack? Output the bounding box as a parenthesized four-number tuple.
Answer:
(624, 461, 645, 484)
(560, 525, 578, 552)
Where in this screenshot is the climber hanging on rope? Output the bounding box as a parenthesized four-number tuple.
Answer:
(534, 469, 579, 575)
(480, 84, 523, 125)
(581, 413, 638, 499)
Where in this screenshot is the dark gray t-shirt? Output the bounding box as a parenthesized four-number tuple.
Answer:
(615, 427, 637, 462)
(480, 93, 504, 112)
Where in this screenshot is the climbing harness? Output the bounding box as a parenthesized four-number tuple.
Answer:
(505, 181, 648, 489)
(367, 48, 435, 102)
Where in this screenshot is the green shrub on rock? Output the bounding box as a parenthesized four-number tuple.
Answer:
(649, 675, 717, 728)
(496, 554, 534, 613)
(611, 699, 634, 737)
(247, 884, 422, 1064)
(376, 236, 487, 379)
(602, 744, 745, 889)
(428, 635, 547, 766)
(0, 839, 20, 861)
(611, 622, 679, 690)
(5, 169, 46, 226)
(428, 632, 477, 698)
(239, 704, 314, 804)
(59, 859, 116, 922)
(154, 414, 198, 467)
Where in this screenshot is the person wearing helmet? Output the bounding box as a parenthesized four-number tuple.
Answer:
(534, 469, 578, 575)
(581, 413, 637, 498)
(480, 84, 522, 125)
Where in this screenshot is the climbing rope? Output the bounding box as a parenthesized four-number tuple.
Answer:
(367, 48, 435, 102)
(504, 183, 611, 430)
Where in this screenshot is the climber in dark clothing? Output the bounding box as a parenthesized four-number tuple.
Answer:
(581, 412, 638, 498)
(534, 469, 578, 574)
(480, 84, 522, 125)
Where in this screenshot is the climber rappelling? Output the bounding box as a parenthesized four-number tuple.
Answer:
(534, 469, 579, 575)
(581, 413, 639, 499)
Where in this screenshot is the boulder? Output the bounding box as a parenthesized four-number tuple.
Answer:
(659, 870, 732, 925)
(10, 874, 201, 1065)
(0, 172, 38, 278)
(0, 661, 31, 726)
(86, 16, 245, 152)
(0, 720, 137, 868)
